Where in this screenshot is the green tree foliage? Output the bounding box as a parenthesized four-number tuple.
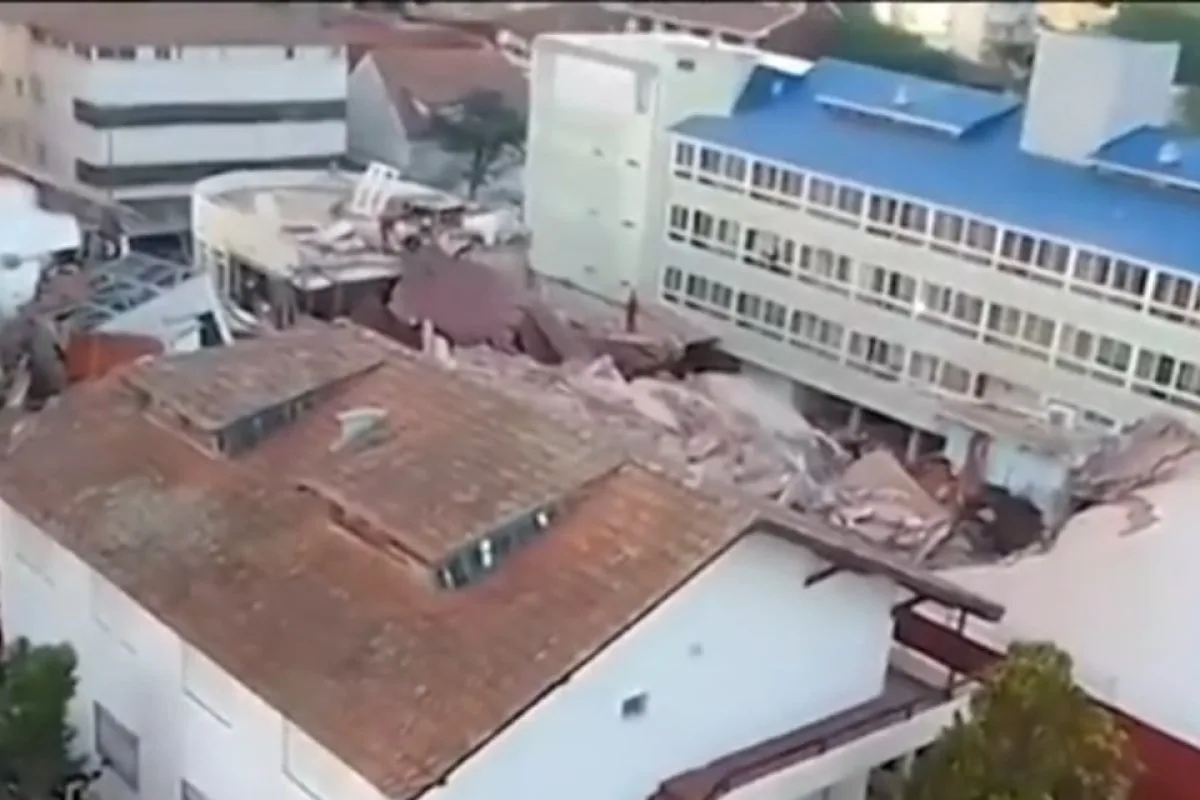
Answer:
(829, 4, 963, 83)
(903, 642, 1138, 800)
(0, 637, 85, 800)
(1105, 4, 1200, 87)
(427, 90, 526, 200)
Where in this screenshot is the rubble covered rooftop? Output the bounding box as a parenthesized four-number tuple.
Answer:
(206, 164, 485, 286)
(0, 321, 998, 799)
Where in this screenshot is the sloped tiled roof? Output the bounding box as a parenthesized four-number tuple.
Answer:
(0, 321, 999, 798)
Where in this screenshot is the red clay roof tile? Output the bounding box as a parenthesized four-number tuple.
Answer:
(0, 322, 748, 798)
(0, 322, 999, 798)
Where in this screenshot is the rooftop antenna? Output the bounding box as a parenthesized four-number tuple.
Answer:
(893, 84, 911, 108)
(331, 407, 388, 453)
(1158, 140, 1183, 167)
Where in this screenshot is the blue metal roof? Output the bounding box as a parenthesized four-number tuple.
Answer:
(672, 59, 1200, 275)
(1091, 125, 1200, 193)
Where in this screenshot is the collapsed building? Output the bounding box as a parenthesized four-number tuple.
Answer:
(190, 162, 1200, 572)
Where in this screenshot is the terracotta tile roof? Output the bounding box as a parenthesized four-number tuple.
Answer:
(0, 322, 1000, 797)
(370, 46, 528, 112)
(617, 2, 809, 37)
(0, 3, 357, 48)
(124, 323, 385, 433)
(336, 13, 489, 69)
(496, 4, 628, 43)
(0, 322, 750, 798)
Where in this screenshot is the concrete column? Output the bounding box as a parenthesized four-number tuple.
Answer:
(848, 404, 864, 435)
(905, 428, 922, 464)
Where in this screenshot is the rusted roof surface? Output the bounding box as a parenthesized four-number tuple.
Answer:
(299, 345, 624, 566)
(0, 322, 1001, 797)
(123, 324, 385, 432)
(496, 4, 627, 42)
(654, 669, 943, 800)
(0, 3, 356, 47)
(621, 2, 807, 36)
(0, 322, 750, 798)
(371, 46, 528, 110)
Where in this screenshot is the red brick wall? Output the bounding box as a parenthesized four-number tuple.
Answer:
(893, 610, 1200, 800)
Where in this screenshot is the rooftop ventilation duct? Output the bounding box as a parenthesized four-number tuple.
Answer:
(332, 406, 388, 452)
(1158, 140, 1183, 166)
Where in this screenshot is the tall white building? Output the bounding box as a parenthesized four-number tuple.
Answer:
(0, 321, 997, 800)
(871, 2, 1038, 63)
(0, 3, 349, 228)
(527, 31, 1200, 440)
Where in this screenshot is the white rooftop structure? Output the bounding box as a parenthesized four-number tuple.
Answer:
(193, 166, 468, 290)
(929, 455, 1200, 749)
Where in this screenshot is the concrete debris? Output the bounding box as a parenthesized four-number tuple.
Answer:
(439, 343, 848, 500)
(1071, 414, 1200, 503)
(827, 449, 951, 552)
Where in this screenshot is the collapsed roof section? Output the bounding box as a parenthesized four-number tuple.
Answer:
(0, 318, 1003, 796)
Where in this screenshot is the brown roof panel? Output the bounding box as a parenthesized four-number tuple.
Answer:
(371, 46, 528, 111)
(0, 322, 1000, 799)
(0, 3, 357, 48)
(616, 2, 808, 37)
(123, 322, 384, 432)
(0, 322, 750, 798)
(299, 348, 623, 566)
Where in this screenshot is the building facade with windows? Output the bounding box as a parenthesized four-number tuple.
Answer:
(529, 30, 1200, 439)
(0, 4, 349, 227)
(0, 322, 999, 800)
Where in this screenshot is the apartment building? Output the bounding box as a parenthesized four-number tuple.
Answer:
(0, 321, 998, 800)
(871, 2, 1038, 63)
(0, 3, 349, 227)
(527, 30, 1200, 440)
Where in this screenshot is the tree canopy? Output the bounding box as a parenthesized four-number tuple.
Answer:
(902, 642, 1138, 800)
(828, 4, 965, 84)
(0, 637, 86, 800)
(427, 90, 526, 200)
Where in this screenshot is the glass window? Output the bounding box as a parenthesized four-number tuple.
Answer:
(95, 703, 139, 791)
(807, 178, 835, 207)
(932, 212, 964, 243)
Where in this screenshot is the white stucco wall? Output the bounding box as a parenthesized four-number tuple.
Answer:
(346, 56, 410, 173)
(0, 502, 383, 800)
(1, 502, 899, 800)
(0, 31, 349, 203)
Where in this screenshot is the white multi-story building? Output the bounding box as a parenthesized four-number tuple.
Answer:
(527, 30, 1200, 442)
(0, 3, 349, 227)
(871, 2, 1038, 63)
(0, 321, 998, 800)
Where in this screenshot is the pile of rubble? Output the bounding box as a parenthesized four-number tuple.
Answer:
(338, 176, 1200, 568)
(425, 328, 848, 502)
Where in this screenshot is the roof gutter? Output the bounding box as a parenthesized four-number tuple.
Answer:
(750, 516, 1006, 622)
